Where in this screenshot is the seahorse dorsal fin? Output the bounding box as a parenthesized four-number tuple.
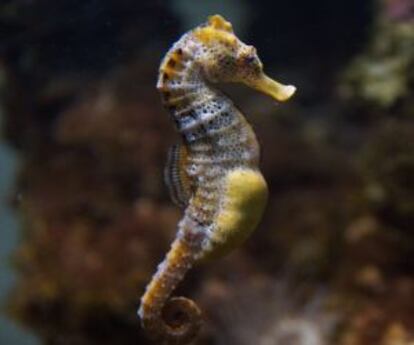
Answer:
(164, 143, 193, 208)
(207, 14, 233, 33)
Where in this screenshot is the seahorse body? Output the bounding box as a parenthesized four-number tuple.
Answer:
(139, 14, 295, 343)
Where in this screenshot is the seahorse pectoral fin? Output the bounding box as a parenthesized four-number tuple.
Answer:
(164, 144, 194, 208)
(246, 73, 296, 102)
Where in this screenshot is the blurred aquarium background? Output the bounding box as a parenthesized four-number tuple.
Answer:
(0, 0, 413, 344)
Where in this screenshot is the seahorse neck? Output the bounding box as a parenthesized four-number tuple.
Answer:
(158, 48, 260, 169)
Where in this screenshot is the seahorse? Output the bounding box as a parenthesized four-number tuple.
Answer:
(138, 14, 295, 344)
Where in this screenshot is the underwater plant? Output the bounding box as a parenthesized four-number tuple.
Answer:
(138, 14, 295, 344)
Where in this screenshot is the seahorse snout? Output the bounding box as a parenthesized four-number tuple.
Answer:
(245, 73, 296, 102)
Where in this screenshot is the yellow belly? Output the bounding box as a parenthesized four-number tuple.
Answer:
(200, 168, 268, 260)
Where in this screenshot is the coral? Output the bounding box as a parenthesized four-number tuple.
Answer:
(359, 120, 414, 233)
(199, 271, 339, 345)
(340, 1, 414, 108)
(340, 278, 414, 345)
(10, 150, 180, 344)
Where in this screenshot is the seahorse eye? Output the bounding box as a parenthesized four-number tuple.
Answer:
(244, 55, 255, 64)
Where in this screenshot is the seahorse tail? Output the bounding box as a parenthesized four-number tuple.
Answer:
(138, 233, 203, 344)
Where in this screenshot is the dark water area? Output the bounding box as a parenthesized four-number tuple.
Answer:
(0, 0, 413, 344)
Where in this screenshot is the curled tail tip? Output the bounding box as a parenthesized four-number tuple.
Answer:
(163, 296, 202, 344)
(139, 296, 202, 344)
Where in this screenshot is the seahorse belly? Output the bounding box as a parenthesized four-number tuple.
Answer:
(200, 168, 268, 260)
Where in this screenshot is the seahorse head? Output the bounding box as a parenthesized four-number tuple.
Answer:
(193, 15, 296, 102)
